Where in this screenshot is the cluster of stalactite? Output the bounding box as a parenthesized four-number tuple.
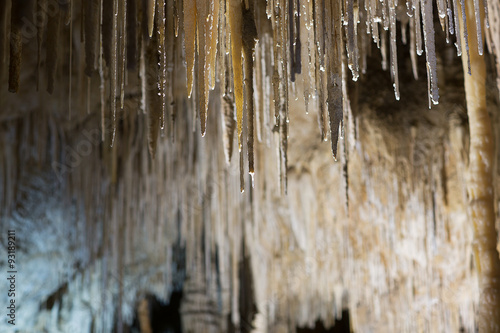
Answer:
(1, 0, 498, 191)
(1, 0, 500, 332)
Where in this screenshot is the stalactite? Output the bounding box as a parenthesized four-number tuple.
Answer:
(228, 0, 244, 150)
(84, 0, 99, 77)
(46, 4, 61, 95)
(388, 0, 399, 100)
(326, 0, 343, 160)
(8, 0, 29, 93)
(183, 0, 196, 97)
(158, 0, 166, 130)
(102, 0, 113, 66)
(110, 0, 119, 143)
(126, 0, 137, 70)
(279, 0, 290, 193)
(69, 0, 74, 118)
(148, 0, 156, 37)
(36, 0, 47, 91)
(242, 4, 257, 178)
(222, 52, 236, 164)
(459, 0, 500, 331)
(421, 0, 439, 106)
(119, 0, 128, 110)
(146, 33, 162, 158)
(196, 0, 209, 135)
(0, 0, 8, 75)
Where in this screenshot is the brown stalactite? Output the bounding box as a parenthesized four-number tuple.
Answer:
(460, 0, 500, 331)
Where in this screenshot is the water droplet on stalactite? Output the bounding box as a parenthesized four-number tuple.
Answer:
(437, 0, 447, 29)
(228, 0, 244, 150)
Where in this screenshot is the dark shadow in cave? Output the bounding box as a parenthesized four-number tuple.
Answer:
(127, 291, 183, 333)
(296, 310, 351, 333)
(149, 291, 183, 333)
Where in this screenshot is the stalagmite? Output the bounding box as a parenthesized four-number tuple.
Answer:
(459, 0, 500, 331)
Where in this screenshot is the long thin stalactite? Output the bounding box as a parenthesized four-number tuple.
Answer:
(460, 0, 500, 331)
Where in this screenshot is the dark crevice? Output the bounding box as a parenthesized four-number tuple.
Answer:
(296, 310, 351, 333)
(128, 291, 183, 333)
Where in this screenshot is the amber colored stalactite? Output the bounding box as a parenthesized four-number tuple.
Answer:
(460, 0, 500, 331)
